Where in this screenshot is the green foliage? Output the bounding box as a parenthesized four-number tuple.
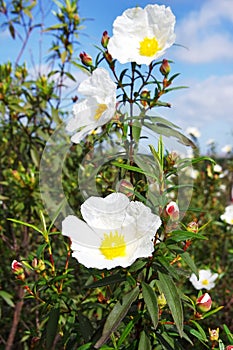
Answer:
(0, 1, 233, 349)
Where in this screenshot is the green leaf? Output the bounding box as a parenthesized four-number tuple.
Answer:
(86, 273, 126, 288)
(201, 306, 224, 319)
(141, 282, 159, 329)
(138, 331, 151, 350)
(223, 324, 233, 343)
(0, 291, 15, 307)
(7, 218, 43, 234)
(166, 230, 207, 243)
(144, 121, 195, 148)
(132, 120, 142, 143)
(157, 272, 184, 336)
(181, 251, 198, 276)
(190, 320, 207, 341)
(77, 344, 92, 350)
(46, 307, 60, 348)
(117, 319, 135, 347)
(78, 311, 93, 342)
(94, 286, 139, 348)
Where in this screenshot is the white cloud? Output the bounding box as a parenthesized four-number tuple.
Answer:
(162, 73, 233, 152)
(173, 0, 233, 63)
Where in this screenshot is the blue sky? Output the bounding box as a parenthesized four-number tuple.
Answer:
(1, 0, 233, 154)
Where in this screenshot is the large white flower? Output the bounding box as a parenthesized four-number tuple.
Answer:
(62, 193, 161, 269)
(66, 68, 116, 143)
(189, 269, 218, 290)
(107, 4, 176, 65)
(221, 204, 233, 225)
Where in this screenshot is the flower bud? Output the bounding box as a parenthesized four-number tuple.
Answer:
(12, 260, 23, 274)
(157, 293, 167, 308)
(196, 293, 212, 313)
(104, 51, 114, 69)
(79, 52, 93, 67)
(166, 201, 179, 221)
(187, 221, 199, 233)
(140, 90, 150, 107)
(101, 31, 109, 48)
(159, 59, 170, 77)
(209, 328, 219, 342)
(225, 346, 233, 350)
(116, 180, 134, 198)
(12, 260, 25, 281)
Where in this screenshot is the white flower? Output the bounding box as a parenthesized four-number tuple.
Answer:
(108, 4, 176, 65)
(213, 164, 222, 173)
(186, 127, 201, 138)
(66, 68, 116, 143)
(189, 269, 218, 290)
(62, 193, 161, 269)
(221, 204, 233, 225)
(221, 144, 232, 153)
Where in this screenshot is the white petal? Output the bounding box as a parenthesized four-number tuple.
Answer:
(62, 215, 101, 248)
(66, 99, 98, 132)
(78, 68, 116, 102)
(81, 193, 130, 229)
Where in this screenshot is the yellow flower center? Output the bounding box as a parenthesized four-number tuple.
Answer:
(139, 37, 160, 57)
(201, 279, 209, 286)
(99, 231, 126, 260)
(230, 218, 233, 224)
(94, 103, 107, 120)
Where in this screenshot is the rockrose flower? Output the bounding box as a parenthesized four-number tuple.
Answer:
(107, 4, 176, 65)
(221, 204, 233, 225)
(67, 68, 116, 143)
(62, 193, 161, 269)
(189, 269, 218, 290)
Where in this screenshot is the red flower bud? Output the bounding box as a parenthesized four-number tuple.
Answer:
(160, 59, 170, 76)
(101, 31, 109, 49)
(79, 52, 93, 67)
(196, 293, 212, 312)
(12, 260, 23, 274)
(166, 201, 179, 221)
(225, 346, 233, 350)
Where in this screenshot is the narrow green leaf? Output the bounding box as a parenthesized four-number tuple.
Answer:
(117, 319, 135, 347)
(157, 272, 183, 337)
(94, 287, 139, 349)
(138, 331, 151, 350)
(86, 273, 126, 288)
(201, 306, 224, 319)
(181, 251, 198, 276)
(190, 320, 207, 341)
(141, 282, 159, 329)
(223, 324, 233, 343)
(78, 311, 93, 342)
(166, 230, 207, 243)
(77, 344, 92, 350)
(7, 218, 43, 234)
(46, 307, 60, 348)
(0, 291, 15, 307)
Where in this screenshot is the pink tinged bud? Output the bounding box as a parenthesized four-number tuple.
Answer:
(116, 180, 134, 198)
(187, 221, 199, 233)
(79, 52, 93, 67)
(225, 346, 233, 350)
(159, 59, 170, 77)
(101, 31, 109, 49)
(196, 293, 212, 312)
(166, 201, 179, 221)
